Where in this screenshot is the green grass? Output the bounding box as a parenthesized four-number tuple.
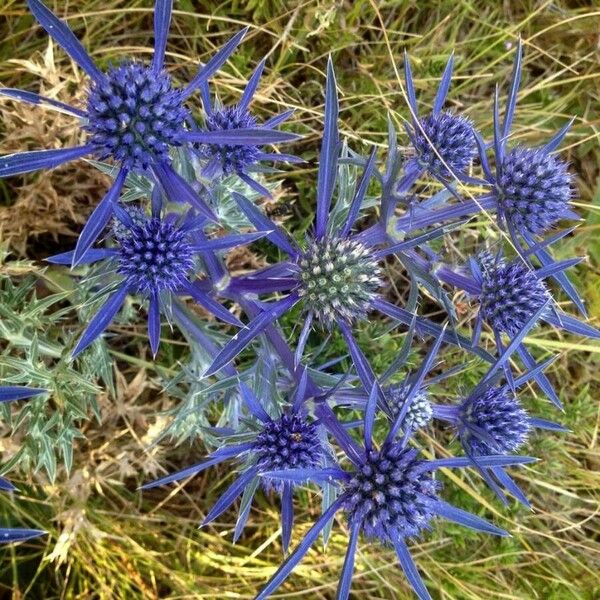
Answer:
(0, 1, 599, 599)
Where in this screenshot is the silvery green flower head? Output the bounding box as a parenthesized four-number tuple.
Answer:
(47, 203, 268, 358)
(254, 338, 537, 600)
(193, 59, 303, 196)
(0, 387, 48, 543)
(0, 1, 297, 266)
(203, 58, 491, 385)
(142, 380, 327, 553)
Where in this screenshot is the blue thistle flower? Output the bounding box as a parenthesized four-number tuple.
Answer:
(203, 58, 491, 384)
(197, 105, 261, 175)
(458, 385, 530, 455)
(0, 1, 296, 265)
(48, 205, 267, 358)
(432, 361, 568, 507)
(342, 443, 440, 541)
(193, 59, 302, 196)
(255, 338, 537, 600)
(0, 387, 47, 543)
(142, 381, 326, 552)
(496, 146, 572, 236)
(253, 412, 324, 492)
(403, 249, 599, 409)
(85, 61, 189, 171)
(478, 257, 551, 338)
(410, 111, 476, 179)
(395, 53, 477, 201)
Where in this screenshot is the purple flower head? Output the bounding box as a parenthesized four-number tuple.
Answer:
(143, 380, 326, 552)
(384, 381, 432, 431)
(193, 58, 302, 195)
(479, 258, 550, 337)
(343, 444, 440, 542)
(253, 412, 324, 492)
(458, 385, 530, 455)
(197, 105, 260, 175)
(116, 214, 195, 295)
(497, 146, 572, 236)
(401, 52, 476, 186)
(297, 237, 383, 325)
(86, 62, 189, 171)
(48, 205, 267, 357)
(412, 111, 476, 178)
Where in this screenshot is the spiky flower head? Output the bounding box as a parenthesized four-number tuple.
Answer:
(197, 105, 260, 175)
(343, 444, 440, 542)
(412, 111, 476, 177)
(480, 259, 550, 337)
(459, 385, 530, 455)
(384, 382, 432, 431)
(497, 146, 572, 235)
(253, 413, 324, 491)
(86, 62, 189, 171)
(296, 237, 383, 325)
(117, 215, 195, 295)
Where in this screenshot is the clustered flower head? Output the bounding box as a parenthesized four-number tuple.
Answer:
(1, 4, 599, 600)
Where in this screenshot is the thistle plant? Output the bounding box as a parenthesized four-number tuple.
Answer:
(0, 3, 598, 599)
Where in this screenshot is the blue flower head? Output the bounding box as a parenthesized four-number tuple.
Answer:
(478, 255, 551, 338)
(458, 385, 530, 455)
(86, 61, 189, 171)
(343, 444, 440, 542)
(48, 204, 267, 357)
(496, 146, 572, 236)
(403, 53, 476, 181)
(253, 412, 324, 492)
(0, 387, 47, 544)
(143, 380, 326, 552)
(432, 360, 568, 508)
(193, 58, 302, 196)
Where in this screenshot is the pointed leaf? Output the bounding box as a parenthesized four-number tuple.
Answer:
(27, 0, 104, 83)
